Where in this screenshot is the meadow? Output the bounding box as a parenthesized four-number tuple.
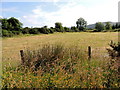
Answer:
(2, 32, 119, 88)
(2, 32, 118, 66)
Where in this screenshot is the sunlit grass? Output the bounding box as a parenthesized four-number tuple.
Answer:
(2, 32, 119, 88)
(2, 32, 118, 66)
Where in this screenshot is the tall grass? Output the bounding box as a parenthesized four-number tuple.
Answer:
(2, 43, 119, 88)
(2, 32, 118, 67)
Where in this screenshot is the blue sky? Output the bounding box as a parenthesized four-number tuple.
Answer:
(1, 0, 119, 27)
(2, 2, 60, 17)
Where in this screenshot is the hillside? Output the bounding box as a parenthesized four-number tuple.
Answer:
(87, 22, 119, 29)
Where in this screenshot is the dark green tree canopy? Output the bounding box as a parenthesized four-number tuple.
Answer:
(105, 22, 112, 30)
(76, 17, 87, 31)
(1, 18, 9, 30)
(55, 22, 62, 29)
(2, 17, 23, 31)
(95, 22, 105, 31)
(55, 22, 64, 32)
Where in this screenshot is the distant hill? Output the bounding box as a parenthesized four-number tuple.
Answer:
(87, 22, 119, 29)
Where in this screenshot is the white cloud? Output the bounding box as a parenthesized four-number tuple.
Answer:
(0, 16, 3, 18)
(20, 0, 119, 27)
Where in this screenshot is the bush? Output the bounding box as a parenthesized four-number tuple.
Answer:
(107, 41, 120, 58)
(71, 26, 79, 32)
(49, 28, 54, 33)
(102, 30, 107, 32)
(22, 27, 30, 34)
(29, 28, 39, 34)
(95, 22, 105, 31)
(105, 41, 120, 88)
(22, 44, 84, 73)
(86, 29, 99, 32)
(12, 31, 21, 35)
(2, 29, 14, 37)
(64, 27, 71, 32)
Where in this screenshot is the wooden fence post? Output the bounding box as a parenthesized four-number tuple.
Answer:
(88, 46, 91, 60)
(20, 50, 24, 64)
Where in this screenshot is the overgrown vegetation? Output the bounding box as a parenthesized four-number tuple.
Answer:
(2, 43, 119, 88)
(107, 41, 120, 58)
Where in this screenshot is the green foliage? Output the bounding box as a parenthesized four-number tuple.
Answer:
(12, 31, 21, 35)
(7, 17, 23, 31)
(2, 17, 23, 37)
(2, 17, 119, 37)
(64, 27, 71, 32)
(55, 22, 64, 32)
(105, 22, 112, 30)
(112, 25, 116, 29)
(112, 23, 120, 29)
(39, 26, 50, 34)
(95, 22, 105, 31)
(105, 41, 120, 88)
(1, 18, 9, 30)
(29, 28, 39, 34)
(49, 27, 54, 33)
(22, 27, 30, 34)
(71, 26, 79, 32)
(2, 17, 22, 31)
(2, 29, 13, 37)
(76, 17, 87, 31)
(107, 41, 120, 58)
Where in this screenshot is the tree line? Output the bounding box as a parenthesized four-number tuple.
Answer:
(1, 17, 120, 37)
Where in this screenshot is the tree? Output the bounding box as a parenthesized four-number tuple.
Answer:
(95, 22, 105, 31)
(1, 17, 23, 31)
(118, 24, 120, 28)
(22, 27, 30, 34)
(112, 25, 115, 29)
(55, 22, 64, 32)
(105, 22, 112, 30)
(7, 17, 23, 31)
(64, 27, 71, 32)
(76, 17, 87, 31)
(71, 26, 79, 32)
(39, 26, 50, 34)
(29, 28, 39, 34)
(2, 18, 9, 30)
(49, 27, 54, 33)
(115, 23, 119, 29)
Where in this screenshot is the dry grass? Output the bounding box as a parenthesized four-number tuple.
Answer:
(2, 32, 118, 66)
(2, 32, 119, 88)
(2, 44, 119, 88)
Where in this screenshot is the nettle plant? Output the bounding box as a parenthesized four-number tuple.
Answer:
(105, 41, 120, 88)
(107, 41, 120, 59)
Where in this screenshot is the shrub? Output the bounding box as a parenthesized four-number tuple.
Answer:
(49, 28, 54, 33)
(64, 27, 71, 32)
(38, 26, 50, 34)
(2, 29, 14, 37)
(12, 31, 21, 35)
(22, 27, 30, 34)
(95, 22, 105, 31)
(107, 41, 120, 58)
(22, 44, 84, 73)
(105, 41, 120, 88)
(29, 28, 39, 34)
(71, 26, 79, 32)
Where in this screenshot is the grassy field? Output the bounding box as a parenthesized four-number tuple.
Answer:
(2, 32, 119, 88)
(2, 32, 118, 66)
